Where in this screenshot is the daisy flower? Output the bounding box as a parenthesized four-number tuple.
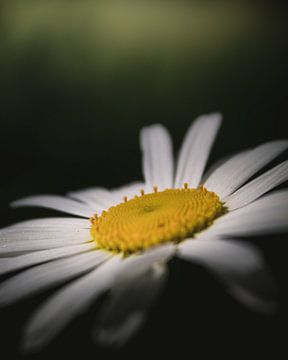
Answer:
(0, 113, 287, 352)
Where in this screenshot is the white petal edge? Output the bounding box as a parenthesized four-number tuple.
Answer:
(177, 237, 276, 312)
(225, 161, 288, 210)
(140, 124, 174, 191)
(174, 113, 222, 189)
(0, 249, 109, 306)
(204, 140, 288, 198)
(227, 283, 276, 313)
(11, 195, 94, 218)
(0, 242, 96, 276)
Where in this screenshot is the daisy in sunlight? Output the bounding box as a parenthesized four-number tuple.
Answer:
(0, 113, 288, 352)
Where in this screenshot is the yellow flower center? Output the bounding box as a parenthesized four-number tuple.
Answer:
(90, 185, 225, 254)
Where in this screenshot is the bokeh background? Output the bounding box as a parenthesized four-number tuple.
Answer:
(0, 0, 287, 358)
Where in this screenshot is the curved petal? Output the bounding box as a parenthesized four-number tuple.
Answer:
(225, 161, 288, 210)
(140, 124, 174, 191)
(93, 263, 168, 347)
(177, 238, 276, 312)
(204, 140, 288, 198)
(174, 113, 222, 189)
(0, 249, 109, 306)
(11, 195, 93, 218)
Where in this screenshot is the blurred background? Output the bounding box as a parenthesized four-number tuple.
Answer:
(0, 0, 287, 358)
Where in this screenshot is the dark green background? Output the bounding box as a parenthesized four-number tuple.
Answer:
(0, 1, 287, 358)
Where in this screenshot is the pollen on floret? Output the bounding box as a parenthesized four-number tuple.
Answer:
(90, 185, 226, 255)
(89, 213, 98, 224)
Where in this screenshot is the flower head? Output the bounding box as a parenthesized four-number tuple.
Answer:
(0, 113, 287, 352)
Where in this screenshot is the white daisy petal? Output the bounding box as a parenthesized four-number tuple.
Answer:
(93, 263, 168, 347)
(0, 249, 109, 306)
(178, 238, 262, 274)
(67, 187, 116, 211)
(11, 195, 93, 218)
(1, 217, 90, 231)
(206, 189, 288, 237)
(22, 256, 122, 353)
(204, 140, 288, 198)
(225, 161, 288, 210)
(0, 243, 95, 276)
(227, 282, 276, 313)
(177, 238, 276, 312)
(0, 239, 93, 257)
(140, 124, 174, 191)
(0, 228, 91, 256)
(202, 150, 250, 183)
(174, 113, 222, 189)
(0, 228, 90, 241)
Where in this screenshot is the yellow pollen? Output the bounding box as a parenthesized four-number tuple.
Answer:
(89, 213, 98, 224)
(91, 186, 226, 254)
